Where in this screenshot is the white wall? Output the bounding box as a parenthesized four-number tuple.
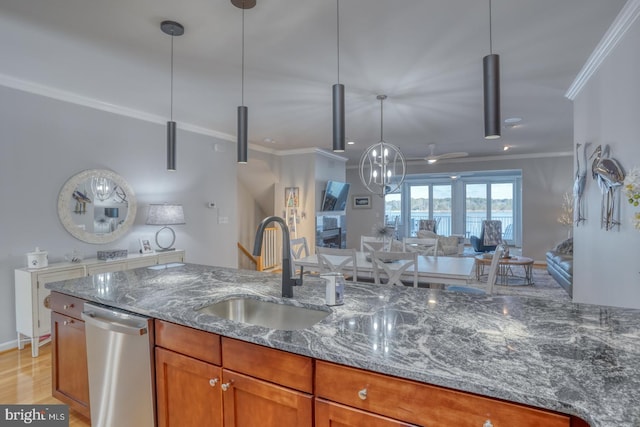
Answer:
(345, 155, 574, 262)
(0, 86, 238, 348)
(572, 11, 640, 309)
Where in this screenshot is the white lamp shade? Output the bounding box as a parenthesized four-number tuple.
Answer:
(145, 204, 185, 225)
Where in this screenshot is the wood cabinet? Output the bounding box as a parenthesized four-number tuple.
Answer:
(16, 249, 184, 357)
(221, 337, 313, 427)
(315, 361, 571, 427)
(154, 322, 313, 427)
(315, 399, 415, 427)
(50, 292, 90, 419)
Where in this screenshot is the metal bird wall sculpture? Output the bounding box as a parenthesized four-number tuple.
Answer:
(590, 144, 625, 230)
(573, 142, 589, 225)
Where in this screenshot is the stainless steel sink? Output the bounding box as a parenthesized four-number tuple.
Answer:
(197, 297, 330, 330)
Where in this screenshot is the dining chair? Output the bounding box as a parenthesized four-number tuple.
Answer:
(290, 237, 309, 260)
(447, 245, 505, 295)
(316, 247, 358, 282)
(371, 251, 419, 287)
(290, 237, 310, 274)
(361, 236, 389, 253)
(402, 237, 439, 258)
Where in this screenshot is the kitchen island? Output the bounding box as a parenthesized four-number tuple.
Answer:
(46, 263, 640, 426)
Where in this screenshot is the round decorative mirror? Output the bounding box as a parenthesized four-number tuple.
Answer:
(57, 169, 137, 244)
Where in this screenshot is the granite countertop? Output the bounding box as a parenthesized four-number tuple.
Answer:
(46, 263, 640, 427)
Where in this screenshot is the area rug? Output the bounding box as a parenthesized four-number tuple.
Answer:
(459, 268, 571, 301)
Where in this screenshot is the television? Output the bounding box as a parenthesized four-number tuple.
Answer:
(321, 180, 350, 212)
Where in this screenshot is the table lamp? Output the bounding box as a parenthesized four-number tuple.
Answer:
(145, 204, 185, 251)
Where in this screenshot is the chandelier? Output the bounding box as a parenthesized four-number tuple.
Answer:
(91, 176, 116, 202)
(358, 95, 406, 198)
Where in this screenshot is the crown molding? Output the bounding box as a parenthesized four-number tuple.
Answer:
(0, 73, 237, 144)
(347, 150, 572, 169)
(565, 0, 640, 100)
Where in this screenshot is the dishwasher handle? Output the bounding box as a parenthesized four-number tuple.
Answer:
(82, 310, 148, 336)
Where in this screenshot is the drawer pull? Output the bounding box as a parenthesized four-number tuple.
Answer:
(358, 388, 368, 400)
(63, 319, 74, 326)
(221, 381, 233, 392)
(63, 303, 74, 310)
(483, 421, 494, 427)
(209, 378, 219, 387)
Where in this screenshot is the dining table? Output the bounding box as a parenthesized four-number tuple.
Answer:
(293, 251, 477, 286)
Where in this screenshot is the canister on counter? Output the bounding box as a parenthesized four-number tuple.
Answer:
(320, 272, 345, 306)
(26, 247, 48, 269)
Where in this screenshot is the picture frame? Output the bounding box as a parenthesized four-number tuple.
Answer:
(139, 238, 154, 254)
(352, 195, 372, 209)
(285, 187, 299, 207)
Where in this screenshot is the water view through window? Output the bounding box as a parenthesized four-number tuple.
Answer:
(384, 171, 520, 245)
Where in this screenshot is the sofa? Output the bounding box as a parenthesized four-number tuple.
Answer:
(546, 237, 573, 297)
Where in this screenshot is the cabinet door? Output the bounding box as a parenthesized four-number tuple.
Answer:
(51, 312, 90, 418)
(222, 369, 312, 427)
(315, 399, 415, 427)
(156, 347, 223, 427)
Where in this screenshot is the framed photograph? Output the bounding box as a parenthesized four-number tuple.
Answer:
(139, 238, 154, 254)
(285, 187, 299, 207)
(352, 195, 372, 209)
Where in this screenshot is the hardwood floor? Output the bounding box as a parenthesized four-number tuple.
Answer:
(0, 343, 91, 427)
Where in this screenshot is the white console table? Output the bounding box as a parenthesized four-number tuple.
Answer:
(14, 249, 185, 357)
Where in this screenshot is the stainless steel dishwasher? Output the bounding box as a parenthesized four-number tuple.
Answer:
(82, 303, 155, 427)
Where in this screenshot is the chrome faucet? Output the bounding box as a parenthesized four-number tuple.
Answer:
(253, 216, 303, 298)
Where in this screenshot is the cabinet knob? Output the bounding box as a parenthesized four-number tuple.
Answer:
(209, 378, 219, 387)
(358, 388, 368, 400)
(63, 319, 74, 326)
(63, 303, 74, 310)
(483, 421, 494, 427)
(221, 381, 233, 392)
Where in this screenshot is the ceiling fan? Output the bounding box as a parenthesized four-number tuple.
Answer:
(424, 144, 468, 164)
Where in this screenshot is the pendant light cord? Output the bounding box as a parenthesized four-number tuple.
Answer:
(170, 33, 174, 121)
(380, 97, 384, 142)
(489, 0, 493, 54)
(336, 0, 340, 85)
(241, 1, 245, 106)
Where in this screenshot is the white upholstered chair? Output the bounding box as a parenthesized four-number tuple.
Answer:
(371, 251, 419, 287)
(316, 247, 358, 282)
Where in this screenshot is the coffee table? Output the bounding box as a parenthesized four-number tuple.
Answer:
(474, 255, 534, 286)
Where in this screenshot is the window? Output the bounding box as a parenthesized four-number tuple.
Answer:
(385, 170, 521, 245)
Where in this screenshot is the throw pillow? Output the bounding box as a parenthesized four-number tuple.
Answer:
(555, 237, 573, 255)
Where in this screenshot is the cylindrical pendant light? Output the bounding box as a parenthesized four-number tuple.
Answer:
(167, 120, 177, 169)
(161, 20, 184, 170)
(483, 0, 501, 140)
(234, 0, 255, 164)
(483, 53, 500, 139)
(333, 83, 345, 152)
(237, 106, 248, 163)
(332, 0, 345, 152)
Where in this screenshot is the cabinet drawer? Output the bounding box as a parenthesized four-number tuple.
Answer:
(37, 267, 86, 285)
(50, 292, 86, 320)
(158, 251, 184, 264)
(86, 261, 127, 275)
(222, 337, 313, 394)
(155, 320, 221, 365)
(127, 257, 158, 269)
(315, 361, 570, 427)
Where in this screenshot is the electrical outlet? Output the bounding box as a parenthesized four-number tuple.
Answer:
(218, 216, 229, 224)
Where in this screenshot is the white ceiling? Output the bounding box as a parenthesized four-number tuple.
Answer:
(0, 0, 627, 165)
